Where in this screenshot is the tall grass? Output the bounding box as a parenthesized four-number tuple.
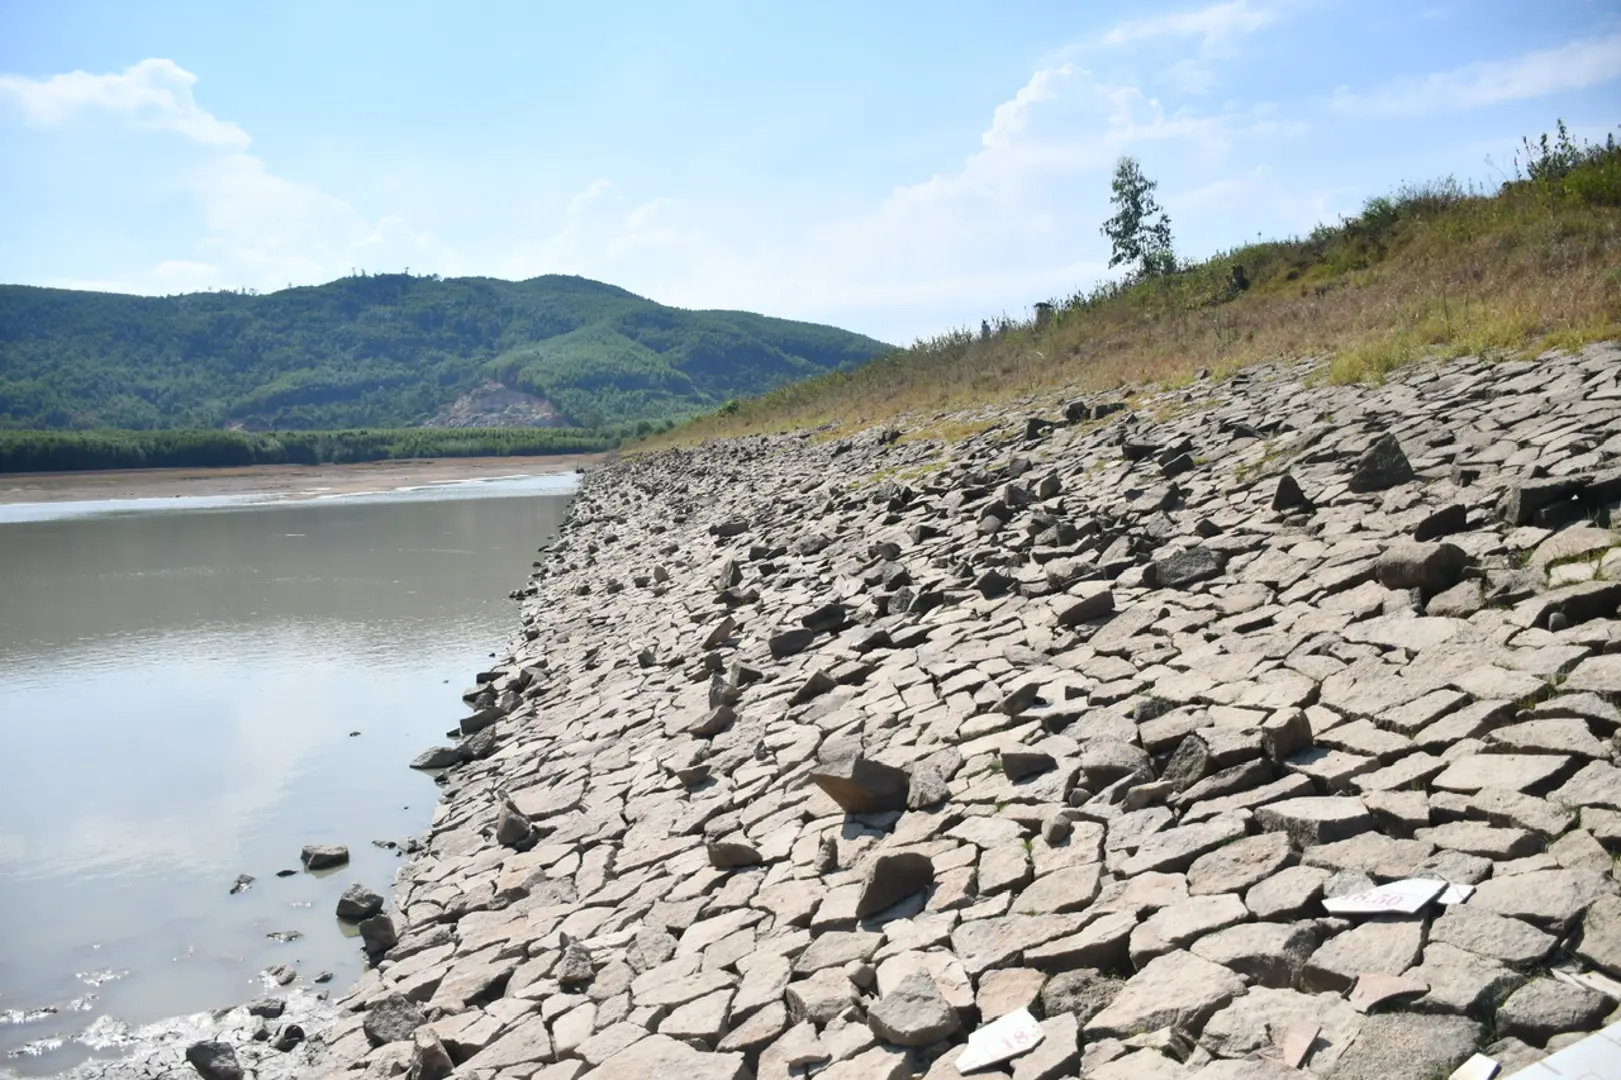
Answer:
(655, 123, 1621, 445)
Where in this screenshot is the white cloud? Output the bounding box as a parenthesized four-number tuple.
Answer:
(1332, 33, 1621, 115)
(0, 57, 249, 148)
(1, 58, 436, 292)
(1104, 1, 1275, 48)
(492, 64, 1272, 340)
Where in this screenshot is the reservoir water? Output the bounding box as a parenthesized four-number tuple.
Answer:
(0, 471, 575, 1075)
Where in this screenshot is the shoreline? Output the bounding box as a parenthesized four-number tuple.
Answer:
(39, 342, 1621, 1079)
(0, 453, 603, 506)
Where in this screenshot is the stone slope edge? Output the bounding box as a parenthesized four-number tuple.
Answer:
(312, 342, 1621, 1080)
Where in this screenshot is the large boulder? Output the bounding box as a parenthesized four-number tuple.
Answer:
(1375, 540, 1468, 596)
(866, 972, 960, 1047)
(809, 750, 909, 814)
(184, 1041, 243, 1080)
(1348, 433, 1414, 492)
(336, 883, 386, 921)
(362, 993, 425, 1047)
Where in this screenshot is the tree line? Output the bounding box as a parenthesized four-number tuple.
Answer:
(0, 426, 618, 474)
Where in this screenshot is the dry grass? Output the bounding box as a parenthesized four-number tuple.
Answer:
(646, 137, 1621, 448)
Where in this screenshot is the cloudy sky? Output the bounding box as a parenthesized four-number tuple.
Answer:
(1, 0, 1617, 343)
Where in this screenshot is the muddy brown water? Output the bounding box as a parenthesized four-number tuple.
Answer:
(0, 472, 574, 1075)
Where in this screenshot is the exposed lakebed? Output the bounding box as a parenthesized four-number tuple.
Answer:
(0, 469, 576, 1076)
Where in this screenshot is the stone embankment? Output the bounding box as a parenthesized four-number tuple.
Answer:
(311, 344, 1621, 1079)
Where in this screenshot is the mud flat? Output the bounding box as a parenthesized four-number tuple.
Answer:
(0, 454, 600, 506)
(303, 344, 1621, 1080)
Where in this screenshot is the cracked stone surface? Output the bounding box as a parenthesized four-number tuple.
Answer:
(272, 344, 1621, 1080)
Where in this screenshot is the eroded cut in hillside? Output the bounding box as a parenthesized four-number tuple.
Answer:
(430, 383, 573, 429)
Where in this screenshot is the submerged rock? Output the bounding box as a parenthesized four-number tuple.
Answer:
(299, 844, 348, 871)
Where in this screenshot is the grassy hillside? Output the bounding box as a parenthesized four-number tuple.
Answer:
(662, 123, 1621, 445)
(0, 274, 890, 431)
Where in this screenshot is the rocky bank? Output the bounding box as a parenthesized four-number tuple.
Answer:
(309, 344, 1621, 1079)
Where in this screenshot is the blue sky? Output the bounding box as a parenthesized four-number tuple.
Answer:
(1, 1, 1617, 343)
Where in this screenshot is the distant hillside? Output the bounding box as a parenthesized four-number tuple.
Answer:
(0, 274, 891, 431)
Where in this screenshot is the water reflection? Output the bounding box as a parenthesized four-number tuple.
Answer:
(0, 479, 572, 1074)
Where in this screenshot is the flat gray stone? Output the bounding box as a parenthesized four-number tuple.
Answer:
(1200, 987, 1363, 1074)
(1564, 653, 1621, 694)
(1011, 864, 1103, 916)
(1466, 786, 1575, 838)
(1301, 918, 1424, 993)
(1244, 864, 1330, 919)
(1552, 760, 1621, 811)
(1409, 941, 1525, 1017)
(1422, 820, 1541, 859)
(1187, 832, 1293, 895)
(1428, 907, 1556, 966)
(1119, 817, 1247, 876)
(1084, 951, 1246, 1039)
(1011, 1013, 1079, 1080)
(1496, 978, 1611, 1046)
(1466, 868, 1617, 932)
(1576, 895, 1621, 978)
(1432, 754, 1573, 794)
(1324, 1012, 1480, 1080)
(1129, 894, 1250, 964)
(591, 1033, 750, 1080)
(1256, 797, 1373, 847)
(1191, 921, 1316, 988)
(1301, 833, 1435, 879)
(810, 752, 910, 813)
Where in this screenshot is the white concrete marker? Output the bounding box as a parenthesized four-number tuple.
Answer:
(1321, 877, 1445, 915)
(956, 1007, 1045, 1073)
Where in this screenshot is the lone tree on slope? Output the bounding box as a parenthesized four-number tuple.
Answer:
(1101, 156, 1176, 279)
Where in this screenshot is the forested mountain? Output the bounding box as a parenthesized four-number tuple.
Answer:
(0, 274, 890, 430)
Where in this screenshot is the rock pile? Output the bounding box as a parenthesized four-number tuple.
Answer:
(311, 344, 1621, 1080)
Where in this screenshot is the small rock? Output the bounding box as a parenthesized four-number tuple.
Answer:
(300, 844, 349, 870)
(362, 993, 426, 1047)
(358, 912, 398, 955)
(858, 852, 935, 917)
(408, 745, 466, 768)
(1150, 547, 1225, 589)
(1376, 540, 1468, 596)
(867, 971, 960, 1046)
(410, 1029, 455, 1080)
(557, 941, 595, 988)
(707, 836, 764, 869)
(336, 883, 386, 921)
(1272, 474, 1312, 513)
(1348, 433, 1414, 492)
(184, 1041, 243, 1080)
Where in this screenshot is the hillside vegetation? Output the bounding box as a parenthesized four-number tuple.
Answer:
(0, 426, 613, 474)
(663, 123, 1621, 445)
(0, 274, 889, 432)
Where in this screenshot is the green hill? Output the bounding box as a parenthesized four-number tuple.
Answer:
(0, 274, 891, 431)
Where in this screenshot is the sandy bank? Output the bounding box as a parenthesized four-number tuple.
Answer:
(0, 454, 603, 506)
